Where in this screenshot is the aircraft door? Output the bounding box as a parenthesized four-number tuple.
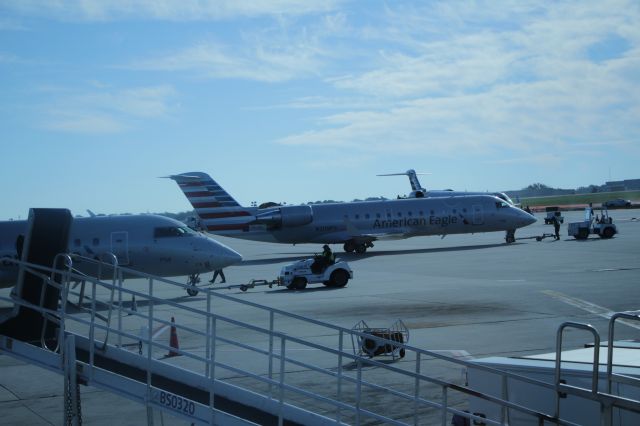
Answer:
(110, 231, 130, 265)
(472, 205, 484, 225)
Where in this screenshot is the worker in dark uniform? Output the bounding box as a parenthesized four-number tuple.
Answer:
(552, 216, 561, 240)
(322, 244, 335, 265)
(209, 268, 226, 283)
(312, 245, 334, 274)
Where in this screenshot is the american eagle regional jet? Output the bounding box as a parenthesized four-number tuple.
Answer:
(0, 214, 242, 290)
(168, 172, 536, 253)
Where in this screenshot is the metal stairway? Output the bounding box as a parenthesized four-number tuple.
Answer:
(1, 209, 639, 425)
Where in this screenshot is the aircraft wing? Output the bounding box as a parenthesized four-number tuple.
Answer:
(342, 217, 408, 241)
(366, 233, 409, 241)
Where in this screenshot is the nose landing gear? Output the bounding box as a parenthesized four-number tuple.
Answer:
(186, 273, 200, 296)
(505, 230, 516, 244)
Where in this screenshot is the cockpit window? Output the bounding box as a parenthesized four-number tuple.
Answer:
(495, 201, 510, 209)
(154, 226, 195, 238)
(495, 193, 515, 205)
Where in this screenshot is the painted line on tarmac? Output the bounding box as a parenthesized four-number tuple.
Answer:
(542, 290, 640, 330)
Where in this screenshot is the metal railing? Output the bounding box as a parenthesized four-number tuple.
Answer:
(1, 254, 639, 425)
(553, 314, 640, 426)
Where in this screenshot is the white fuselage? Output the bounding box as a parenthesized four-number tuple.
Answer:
(0, 214, 242, 288)
(200, 195, 536, 244)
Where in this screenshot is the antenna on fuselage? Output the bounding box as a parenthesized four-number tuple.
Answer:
(377, 169, 430, 198)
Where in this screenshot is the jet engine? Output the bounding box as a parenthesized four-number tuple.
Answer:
(253, 205, 313, 228)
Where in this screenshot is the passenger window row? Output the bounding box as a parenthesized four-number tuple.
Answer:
(343, 208, 468, 220)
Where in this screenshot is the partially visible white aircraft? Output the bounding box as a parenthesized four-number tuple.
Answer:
(378, 169, 516, 205)
(167, 171, 536, 253)
(0, 214, 242, 292)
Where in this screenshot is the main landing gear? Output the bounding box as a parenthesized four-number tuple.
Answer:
(505, 230, 516, 244)
(343, 240, 374, 254)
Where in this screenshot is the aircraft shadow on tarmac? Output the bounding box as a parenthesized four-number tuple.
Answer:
(340, 243, 514, 260)
(241, 242, 511, 266)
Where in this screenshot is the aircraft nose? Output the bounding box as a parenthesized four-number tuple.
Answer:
(518, 209, 537, 227)
(221, 247, 243, 266)
(207, 238, 243, 268)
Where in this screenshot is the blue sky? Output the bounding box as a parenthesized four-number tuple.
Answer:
(1, 0, 639, 220)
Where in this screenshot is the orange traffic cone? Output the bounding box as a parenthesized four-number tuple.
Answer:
(167, 317, 180, 357)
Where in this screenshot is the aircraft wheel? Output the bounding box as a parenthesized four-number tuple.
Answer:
(329, 269, 349, 287)
(187, 285, 199, 296)
(355, 244, 367, 254)
(344, 241, 356, 253)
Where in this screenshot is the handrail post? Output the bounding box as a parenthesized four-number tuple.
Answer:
(89, 279, 96, 380)
(279, 336, 286, 426)
(356, 357, 362, 426)
(97, 252, 118, 350)
(117, 270, 123, 348)
(607, 312, 640, 393)
(337, 330, 344, 423)
(57, 254, 73, 351)
(269, 310, 275, 398)
(555, 321, 601, 418)
(41, 253, 73, 352)
(146, 277, 154, 425)
(209, 315, 217, 425)
(414, 352, 421, 426)
(501, 374, 509, 424)
(205, 290, 211, 377)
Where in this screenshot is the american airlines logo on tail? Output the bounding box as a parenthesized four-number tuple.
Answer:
(167, 172, 256, 233)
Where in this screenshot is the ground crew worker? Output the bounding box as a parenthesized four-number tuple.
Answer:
(311, 245, 335, 274)
(553, 216, 561, 240)
(209, 268, 226, 283)
(322, 244, 335, 265)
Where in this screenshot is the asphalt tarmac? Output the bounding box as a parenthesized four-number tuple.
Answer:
(1, 208, 639, 425)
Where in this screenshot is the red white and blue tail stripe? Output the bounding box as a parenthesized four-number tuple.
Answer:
(168, 172, 256, 234)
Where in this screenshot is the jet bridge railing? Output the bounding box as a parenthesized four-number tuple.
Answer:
(3, 256, 639, 425)
(554, 319, 640, 426)
(607, 312, 640, 394)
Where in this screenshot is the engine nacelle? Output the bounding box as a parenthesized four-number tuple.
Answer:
(254, 205, 313, 228)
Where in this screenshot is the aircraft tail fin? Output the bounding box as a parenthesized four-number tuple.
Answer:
(406, 169, 425, 192)
(167, 172, 241, 208)
(165, 172, 254, 233)
(377, 169, 429, 193)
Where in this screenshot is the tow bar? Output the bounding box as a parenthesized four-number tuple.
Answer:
(517, 233, 556, 242)
(213, 279, 282, 292)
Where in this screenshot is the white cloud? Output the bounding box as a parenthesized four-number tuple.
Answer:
(277, 1, 640, 164)
(42, 84, 176, 134)
(132, 36, 326, 82)
(46, 112, 127, 134)
(2, 0, 342, 21)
